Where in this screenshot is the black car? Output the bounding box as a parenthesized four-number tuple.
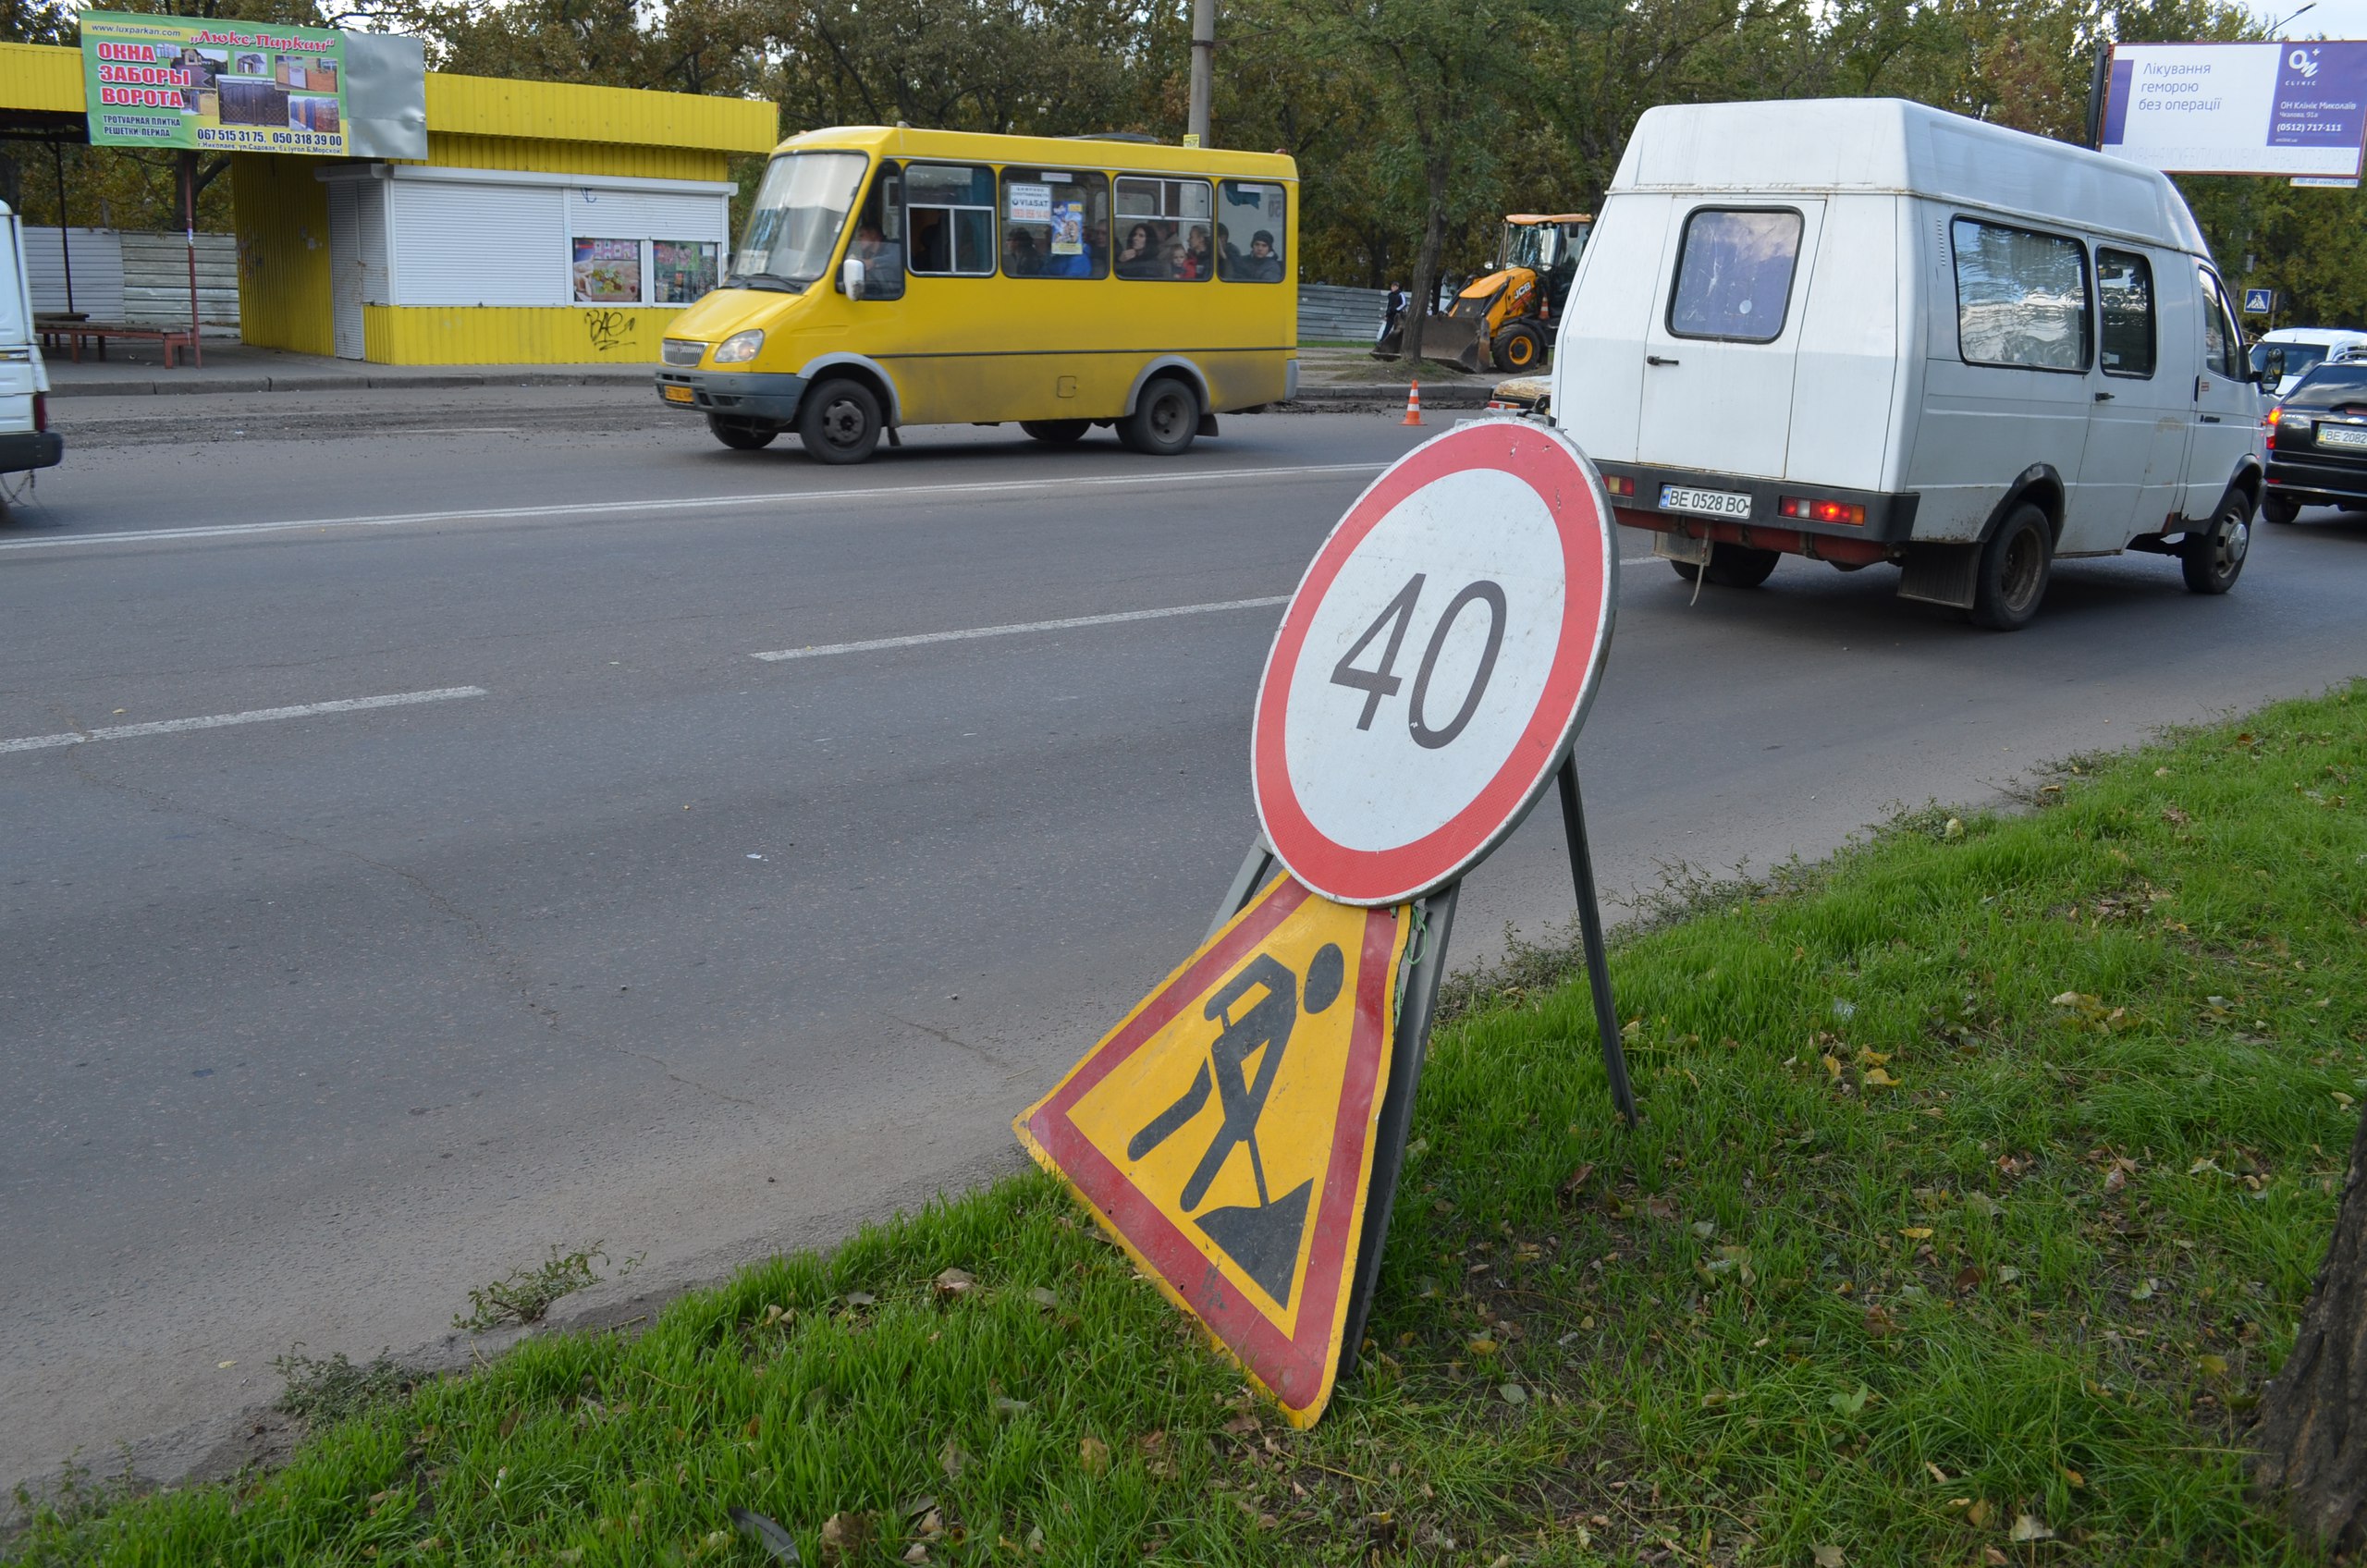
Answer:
(2263, 358, 2367, 524)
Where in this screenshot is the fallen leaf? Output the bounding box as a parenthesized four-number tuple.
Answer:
(1822, 1052, 1844, 1082)
(1984, 1550, 2010, 1566)
(2130, 1278, 2157, 1303)
(938, 1439, 969, 1479)
(2103, 1165, 2128, 1194)
(1857, 1047, 1893, 1067)
(819, 1512, 872, 1562)
(902, 1547, 928, 1564)
(991, 1396, 1031, 1416)
(1993, 1266, 2022, 1285)
(1955, 1266, 1985, 1292)
(1926, 1461, 1949, 1483)
(1223, 1412, 1261, 1436)
(1559, 1162, 1596, 1198)
(1831, 1382, 1873, 1415)
(843, 1292, 877, 1310)
(1467, 1336, 1499, 1356)
(1863, 1305, 1903, 1338)
(1965, 1499, 1993, 1528)
(2062, 1465, 2085, 1488)
(1814, 1546, 1846, 1568)
(1028, 1286, 1059, 1309)
(217, 1360, 237, 1369)
(1943, 817, 1965, 839)
(1962, 1193, 2001, 1219)
(932, 1268, 977, 1300)
(1500, 1383, 1528, 1405)
(2199, 1354, 2229, 1378)
(2010, 1513, 2054, 1543)
(2163, 805, 2190, 827)
(730, 1505, 801, 1562)
(1862, 1067, 1902, 1087)
(1900, 1227, 1933, 1240)
(1691, 1220, 1718, 1239)
(1078, 1436, 1110, 1474)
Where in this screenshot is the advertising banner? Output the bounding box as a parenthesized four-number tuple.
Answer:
(81, 10, 347, 156)
(2102, 41, 2367, 178)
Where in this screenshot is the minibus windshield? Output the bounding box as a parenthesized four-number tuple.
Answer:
(729, 152, 868, 291)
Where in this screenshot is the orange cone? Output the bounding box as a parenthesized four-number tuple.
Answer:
(1401, 380, 1424, 426)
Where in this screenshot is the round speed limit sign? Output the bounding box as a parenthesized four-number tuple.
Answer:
(1252, 420, 1617, 907)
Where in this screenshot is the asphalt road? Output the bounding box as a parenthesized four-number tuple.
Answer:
(6, 390, 2364, 1493)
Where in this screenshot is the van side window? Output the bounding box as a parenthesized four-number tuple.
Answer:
(2197, 268, 2242, 380)
(1218, 181, 1288, 283)
(1952, 218, 2090, 373)
(906, 163, 996, 276)
(1666, 208, 1802, 343)
(1001, 169, 1109, 279)
(2095, 249, 2152, 378)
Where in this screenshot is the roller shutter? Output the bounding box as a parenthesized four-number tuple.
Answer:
(390, 181, 567, 306)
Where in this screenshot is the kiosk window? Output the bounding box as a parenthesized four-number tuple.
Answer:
(1217, 180, 1287, 282)
(1953, 218, 2090, 373)
(1115, 176, 1214, 280)
(1668, 209, 1802, 343)
(2095, 249, 2153, 378)
(906, 163, 995, 276)
(1002, 169, 1109, 279)
(652, 240, 720, 304)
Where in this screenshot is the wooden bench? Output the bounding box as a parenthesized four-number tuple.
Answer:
(36, 320, 200, 369)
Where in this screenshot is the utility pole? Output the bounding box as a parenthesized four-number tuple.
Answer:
(180, 150, 202, 368)
(1187, 0, 1216, 148)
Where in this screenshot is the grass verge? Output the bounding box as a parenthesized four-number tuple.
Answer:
(12, 685, 2363, 1566)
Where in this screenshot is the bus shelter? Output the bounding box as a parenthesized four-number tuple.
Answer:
(0, 30, 775, 365)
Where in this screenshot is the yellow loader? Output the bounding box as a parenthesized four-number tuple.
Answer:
(1379, 214, 1593, 373)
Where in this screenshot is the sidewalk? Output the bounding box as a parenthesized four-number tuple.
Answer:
(43, 342, 653, 398)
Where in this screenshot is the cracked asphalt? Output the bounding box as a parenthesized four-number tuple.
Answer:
(5, 386, 2364, 1496)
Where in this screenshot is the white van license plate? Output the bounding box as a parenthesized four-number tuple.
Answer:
(1660, 484, 1753, 519)
(2316, 424, 2367, 450)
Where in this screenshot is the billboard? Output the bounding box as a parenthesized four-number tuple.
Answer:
(81, 10, 347, 156)
(2101, 41, 2367, 178)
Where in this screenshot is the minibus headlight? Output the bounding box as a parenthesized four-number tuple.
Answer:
(713, 330, 765, 365)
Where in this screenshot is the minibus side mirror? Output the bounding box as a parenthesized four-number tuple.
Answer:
(2256, 347, 2285, 386)
(840, 257, 865, 299)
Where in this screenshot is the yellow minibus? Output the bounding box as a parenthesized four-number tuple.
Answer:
(654, 127, 1300, 463)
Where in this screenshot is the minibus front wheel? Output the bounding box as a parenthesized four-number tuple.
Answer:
(1120, 377, 1199, 458)
(706, 414, 779, 451)
(797, 378, 885, 465)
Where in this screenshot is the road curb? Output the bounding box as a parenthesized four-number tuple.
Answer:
(1282, 383, 1496, 410)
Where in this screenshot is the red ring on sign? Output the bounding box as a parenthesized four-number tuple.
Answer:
(1252, 421, 1613, 906)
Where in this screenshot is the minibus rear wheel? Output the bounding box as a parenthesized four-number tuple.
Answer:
(1969, 503, 2052, 631)
(1120, 377, 1199, 457)
(706, 415, 778, 451)
(797, 378, 884, 465)
(1021, 420, 1091, 446)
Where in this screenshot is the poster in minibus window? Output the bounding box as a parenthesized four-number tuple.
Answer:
(573, 239, 644, 304)
(80, 10, 348, 155)
(1049, 200, 1084, 256)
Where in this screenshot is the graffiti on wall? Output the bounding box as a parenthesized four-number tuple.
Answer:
(583, 310, 638, 356)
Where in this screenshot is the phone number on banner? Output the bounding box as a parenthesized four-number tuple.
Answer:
(196, 129, 345, 152)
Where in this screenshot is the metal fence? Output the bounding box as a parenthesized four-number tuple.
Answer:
(25, 227, 240, 330)
(1299, 283, 1390, 344)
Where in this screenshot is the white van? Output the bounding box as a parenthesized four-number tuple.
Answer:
(2250, 326, 2367, 399)
(1552, 99, 2264, 629)
(0, 201, 63, 487)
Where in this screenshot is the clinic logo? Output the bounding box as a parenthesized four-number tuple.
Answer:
(2290, 46, 2321, 79)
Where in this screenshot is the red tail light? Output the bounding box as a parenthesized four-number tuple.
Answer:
(1601, 473, 1634, 497)
(32, 393, 45, 434)
(1780, 496, 1865, 526)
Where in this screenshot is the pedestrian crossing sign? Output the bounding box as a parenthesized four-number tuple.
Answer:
(1014, 875, 1410, 1426)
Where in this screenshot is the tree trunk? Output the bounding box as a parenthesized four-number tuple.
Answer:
(2253, 1103, 2367, 1553)
(1400, 160, 1449, 368)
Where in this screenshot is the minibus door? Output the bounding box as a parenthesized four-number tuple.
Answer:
(1637, 202, 1823, 484)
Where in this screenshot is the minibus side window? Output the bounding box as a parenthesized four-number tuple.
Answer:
(2095, 249, 2154, 378)
(846, 164, 905, 300)
(906, 163, 996, 277)
(1115, 176, 1215, 281)
(1001, 169, 1110, 279)
(1666, 208, 1803, 343)
(1217, 181, 1288, 283)
(1951, 217, 2091, 374)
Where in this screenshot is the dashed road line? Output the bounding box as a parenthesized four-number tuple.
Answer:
(0, 687, 488, 755)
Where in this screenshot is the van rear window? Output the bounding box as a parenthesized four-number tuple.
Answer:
(1667, 209, 1801, 343)
(1953, 219, 2090, 374)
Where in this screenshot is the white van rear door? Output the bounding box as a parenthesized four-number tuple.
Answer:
(0, 212, 34, 431)
(1636, 201, 1823, 481)
(1551, 193, 1672, 464)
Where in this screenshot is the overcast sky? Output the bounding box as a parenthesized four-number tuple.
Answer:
(2235, 0, 2367, 39)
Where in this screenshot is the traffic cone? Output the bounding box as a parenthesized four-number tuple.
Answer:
(1401, 380, 1423, 426)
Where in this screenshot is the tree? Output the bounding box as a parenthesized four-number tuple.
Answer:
(2251, 1106, 2367, 1553)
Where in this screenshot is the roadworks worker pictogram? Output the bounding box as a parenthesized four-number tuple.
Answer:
(1015, 875, 1410, 1426)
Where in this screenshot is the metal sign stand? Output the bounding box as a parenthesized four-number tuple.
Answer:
(1205, 747, 1637, 1375)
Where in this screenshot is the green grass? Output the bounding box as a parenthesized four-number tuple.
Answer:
(13, 685, 2365, 1566)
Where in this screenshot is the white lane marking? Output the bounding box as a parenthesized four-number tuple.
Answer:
(754, 597, 1293, 662)
(757, 560, 1664, 663)
(0, 687, 487, 755)
(0, 462, 1391, 555)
